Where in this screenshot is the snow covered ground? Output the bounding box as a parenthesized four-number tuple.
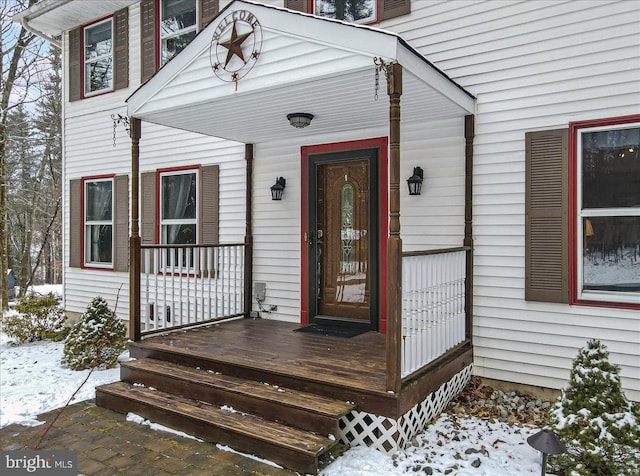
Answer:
(1, 285, 547, 475)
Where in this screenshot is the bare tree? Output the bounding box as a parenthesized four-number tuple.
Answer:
(1, 0, 49, 308)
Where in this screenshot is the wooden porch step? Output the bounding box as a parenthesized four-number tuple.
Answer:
(120, 358, 355, 435)
(96, 381, 344, 475)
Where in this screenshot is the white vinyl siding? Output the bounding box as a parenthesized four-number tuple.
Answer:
(385, 0, 639, 400)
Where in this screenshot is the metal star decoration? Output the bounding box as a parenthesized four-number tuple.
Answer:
(219, 20, 253, 68)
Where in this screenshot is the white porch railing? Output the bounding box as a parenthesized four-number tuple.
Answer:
(140, 243, 245, 336)
(401, 248, 468, 377)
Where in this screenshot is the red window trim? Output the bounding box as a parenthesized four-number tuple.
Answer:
(300, 137, 389, 333)
(156, 164, 200, 244)
(80, 15, 115, 100)
(568, 114, 640, 310)
(155, 0, 199, 69)
(81, 174, 116, 271)
(156, 165, 201, 277)
(307, 0, 380, 25)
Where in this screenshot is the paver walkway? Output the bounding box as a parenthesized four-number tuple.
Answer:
(0, 400, 297, 475)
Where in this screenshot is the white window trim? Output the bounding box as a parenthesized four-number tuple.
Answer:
(84, 177, 114, 268)
(313, 0, 377, 25)
(576, 121, 640, 304)
(159, 0, 198, 66)
(83, 18, 114, 96)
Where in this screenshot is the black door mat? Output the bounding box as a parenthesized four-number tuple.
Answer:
(293, 325, 368, 338)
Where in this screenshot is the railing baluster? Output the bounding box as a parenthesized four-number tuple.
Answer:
(138, 244, 245, 337)
(401, 248, 469, 378)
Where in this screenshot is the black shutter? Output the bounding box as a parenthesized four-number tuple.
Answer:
(285, 0, 308, 13)
(68, 27, 81, 101)
(113, 8, 129, 91)
(140, 0, 157, 83)
(114, 175, 129, 272)
(525, 129, 569, 303)
(380, 0, 410, 20)
(198, 0, 219, 30)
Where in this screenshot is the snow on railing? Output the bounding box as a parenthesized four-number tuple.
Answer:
(401, 248, 467, 377)
(140, 243, 245, 336)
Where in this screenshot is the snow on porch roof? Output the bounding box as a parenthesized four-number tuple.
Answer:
(127, 0, 475, 144)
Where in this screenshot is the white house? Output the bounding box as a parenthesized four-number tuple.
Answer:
(15, 0, 639, 473)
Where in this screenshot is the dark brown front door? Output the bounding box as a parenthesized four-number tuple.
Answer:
(308, 149, 379, 330)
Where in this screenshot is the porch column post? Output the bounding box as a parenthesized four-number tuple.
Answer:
(386, 62, 403, 393)
(464, 115, 475, 342)
(129, 118, 142, 342)
(244, 143, 254, 317)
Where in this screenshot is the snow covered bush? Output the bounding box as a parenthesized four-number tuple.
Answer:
(1, 292, 67, 343)
(61, 296, 127, 370)
(548, 339, 640, 475)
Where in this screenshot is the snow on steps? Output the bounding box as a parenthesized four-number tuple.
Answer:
(96, 358, 353, 474)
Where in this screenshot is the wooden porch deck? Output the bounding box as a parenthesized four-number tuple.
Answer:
(127, 317, 472, 418)
(98, 317, 471, 472)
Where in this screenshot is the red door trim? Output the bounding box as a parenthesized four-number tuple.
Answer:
(300, 137, 389, 333)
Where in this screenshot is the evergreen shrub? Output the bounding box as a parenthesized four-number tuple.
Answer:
(62, 296, 127, 370)
(548, 339, 640, 475)
(2, 292, 67, 343)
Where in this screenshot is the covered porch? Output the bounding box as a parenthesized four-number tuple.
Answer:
(99, 1, 476, 471)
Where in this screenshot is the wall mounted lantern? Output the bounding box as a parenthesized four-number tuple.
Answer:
(527, 429, 566, 476)
(270, 177, 286, 200)
(287, 113, 314, 128)
(407, 166, 424, 196)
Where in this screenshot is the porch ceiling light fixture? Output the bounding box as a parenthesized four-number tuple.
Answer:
(287, 112, 314, 128)
(270, 177, 286, 200)
(407, 166, 424, 196)
(527, 429, 566, 476)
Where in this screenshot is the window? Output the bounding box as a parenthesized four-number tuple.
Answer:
(313, 0, 376, 24)
(69, 9, 128, 101)
(160, 170, 198, 246)
(160, 0, 197, 65)
(141, 0, 218, 82)
(575, 120, 640, 304)
(70, 176, 128, 271)
(158, 169, 198, 270)
(84, 18, 113, 95)
(84, 178, 113, 267)
(285, 0, 409, 23)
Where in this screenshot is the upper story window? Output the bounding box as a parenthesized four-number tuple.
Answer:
(84, 178, 113, 267)
(576, 120, 640, 304)
(313, 0, 376, 24)
(160, 0, 197, 65)
(84, 18, 113, 95)
(141, 0, 218, 82)
(69, 8, 128, 102)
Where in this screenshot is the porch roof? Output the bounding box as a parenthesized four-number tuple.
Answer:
(127, 0, 475, 144)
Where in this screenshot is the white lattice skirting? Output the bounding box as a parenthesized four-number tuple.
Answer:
(338, 364, 472, 452)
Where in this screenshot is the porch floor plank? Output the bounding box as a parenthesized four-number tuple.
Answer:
(134, 318, 388, 395)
